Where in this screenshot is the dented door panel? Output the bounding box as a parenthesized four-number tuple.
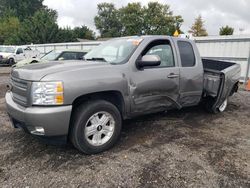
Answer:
(130, 67, 180, 114)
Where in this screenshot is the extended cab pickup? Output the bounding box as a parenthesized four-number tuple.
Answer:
(0, 46, 39, 65)
(6, 36, 241, 154)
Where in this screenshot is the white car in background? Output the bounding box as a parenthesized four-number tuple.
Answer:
(14, 49, 88, 68)
(0, 46, 39, 65)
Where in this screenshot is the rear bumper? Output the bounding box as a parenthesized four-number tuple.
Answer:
(5, 91, 72, 137)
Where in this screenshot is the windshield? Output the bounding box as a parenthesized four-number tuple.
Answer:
(41, 50, 61, 61)
(84, 37, 143, 64)
(0, 46, 15, 53)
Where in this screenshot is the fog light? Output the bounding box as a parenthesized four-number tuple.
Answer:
(31, 127, 45, 136)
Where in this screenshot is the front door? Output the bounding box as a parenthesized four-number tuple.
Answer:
(15, 48, 25, 62)
(130, 39, 180, 114)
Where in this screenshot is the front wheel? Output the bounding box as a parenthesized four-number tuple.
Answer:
(8, 58, 15, 65)
(70, 100, 122, 154)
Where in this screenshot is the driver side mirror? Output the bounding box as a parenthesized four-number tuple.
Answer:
(136, 55, 161, 69)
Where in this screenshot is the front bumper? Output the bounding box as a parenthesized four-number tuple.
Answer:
(0, 58, 8, 64)
(5, 91, 72, 137)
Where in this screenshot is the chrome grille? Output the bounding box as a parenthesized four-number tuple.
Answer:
(11, 76, 29, 106)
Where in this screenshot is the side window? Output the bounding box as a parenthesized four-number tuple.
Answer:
(76, 52, 87, 60)
(59, 52, 77, 60)
(177, 41, 195, 67)
(142, 40, 174, 67)
(16, 48, 23, 54)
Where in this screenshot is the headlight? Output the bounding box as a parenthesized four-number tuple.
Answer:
(32, 81, 64, 105)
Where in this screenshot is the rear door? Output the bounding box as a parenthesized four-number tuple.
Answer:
(174, 39, 203, 107)
(130, 39, 180, 114)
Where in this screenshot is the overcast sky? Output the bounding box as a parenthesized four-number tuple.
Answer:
(43, 0, 250, 36)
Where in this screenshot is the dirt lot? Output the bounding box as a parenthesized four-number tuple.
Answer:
(0, 67, 249, 187)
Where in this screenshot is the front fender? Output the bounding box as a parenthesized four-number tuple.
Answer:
(41, 66, 130, 105)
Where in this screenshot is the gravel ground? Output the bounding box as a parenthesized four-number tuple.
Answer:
(0, 68, 250, 187)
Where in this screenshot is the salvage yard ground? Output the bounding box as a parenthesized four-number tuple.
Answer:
(0, 67, 249, 187)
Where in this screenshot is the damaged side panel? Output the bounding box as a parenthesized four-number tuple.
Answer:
(129, 67, 180, 114)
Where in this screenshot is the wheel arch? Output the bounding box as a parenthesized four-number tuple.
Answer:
(71, 90, 127, 120)
(68, 90, 126, 143)
(229, 81, 239, 96)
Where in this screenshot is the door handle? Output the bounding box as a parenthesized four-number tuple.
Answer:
(167, 73, 179, 78)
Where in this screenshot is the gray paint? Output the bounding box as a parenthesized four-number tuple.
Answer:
(6, 36, 241, 138)
(6, 92, 72, 136)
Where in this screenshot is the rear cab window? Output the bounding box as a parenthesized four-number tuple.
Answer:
(177, 41, 196, 67)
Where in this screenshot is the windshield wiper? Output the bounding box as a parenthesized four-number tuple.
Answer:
(86, 57, 107, 62)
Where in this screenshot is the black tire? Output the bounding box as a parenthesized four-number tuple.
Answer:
(8, 58, 15, 65)
(204, 97, 217, 113)
(70, 100, 122, 154)
(31, 60, 38, 64)
(204, 97, 228, 114)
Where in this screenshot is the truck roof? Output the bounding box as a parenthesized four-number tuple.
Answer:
(51, 49, 89, 53)
(110, 35, 192, 42)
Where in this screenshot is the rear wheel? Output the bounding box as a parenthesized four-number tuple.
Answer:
(218, 98, 228, 112)
(204, 97, 228, 113)
(70, 100, 122, 154)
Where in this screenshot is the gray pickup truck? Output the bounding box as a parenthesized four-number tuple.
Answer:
(6, 36, 241, 154)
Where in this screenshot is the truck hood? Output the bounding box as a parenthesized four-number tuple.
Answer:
(0, 52, 12, 58)
(13, 58, 41, 68)
(11, 60, 111, 81)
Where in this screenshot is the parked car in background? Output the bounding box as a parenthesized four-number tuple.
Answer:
(6, 36, 240, 154)
(14, 49, 88, 67)
(0, 46, 39, 65)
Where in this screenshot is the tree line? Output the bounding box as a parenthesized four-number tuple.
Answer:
(0, 0, 235, 45)
(0, 0, 95, 45)
(94, 2, 183, 37)
(189, 15, 234, 36)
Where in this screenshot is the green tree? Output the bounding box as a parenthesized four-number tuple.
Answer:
(17, 9, 59, 44)
(0, 16, 20, 45)
(189, 15, 208, 36)
(0, 0, 45, 21)
(73, 26, 95, 40)
(173, 15, 184, 34)
(219, 25, 234, 35)
(94, 3, 122, 37)
(57, 27, 76, 42)
(143, 2, 183, 35)
(94, 2, 183, 37)
(119, 3, 144, 36)
(57, 26, 95, 42)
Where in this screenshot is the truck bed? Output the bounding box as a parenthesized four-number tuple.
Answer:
(203, 59, 236, 72)
(202, 58, 241, 104)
